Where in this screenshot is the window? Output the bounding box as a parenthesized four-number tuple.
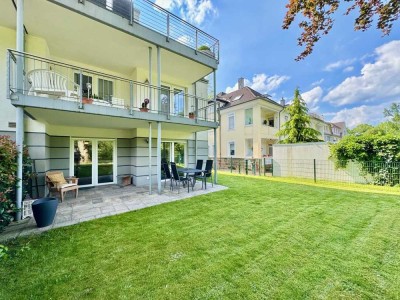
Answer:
(98, 78, 113, 102)
(268, 117, 274, 127)
(74, 74, 93, 97)
(228, 113, 235, 130)
(245, 108, 253, 125)
(245, 139, 253, 157)
(228, 142, 235, 156)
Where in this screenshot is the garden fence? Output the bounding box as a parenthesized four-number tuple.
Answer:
(216, 158, 400, 187)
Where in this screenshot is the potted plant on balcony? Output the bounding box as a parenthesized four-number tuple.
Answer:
(198, 45, 214, 57)
(189, 112, 195, 119)
(140, 98, 150, 112)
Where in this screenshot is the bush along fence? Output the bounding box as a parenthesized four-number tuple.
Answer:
(217, 157, 400, 188)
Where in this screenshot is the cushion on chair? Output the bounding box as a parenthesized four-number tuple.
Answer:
(47, 172, 67, 184)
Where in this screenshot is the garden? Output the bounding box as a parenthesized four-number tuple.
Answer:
(1, 174, 400, 299)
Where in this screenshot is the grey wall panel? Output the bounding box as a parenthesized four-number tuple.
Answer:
(25, 132, 46, 146)
(117, 147, 131, 157)
(117, 166, 131, 175)
(50, 136, 70, 147)
(117, 138, 131, 148)
(49, 147, 70, 158)
(117, 156, 131, 166)
(50, 158, 69, 170)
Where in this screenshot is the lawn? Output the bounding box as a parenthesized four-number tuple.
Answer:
(1, 174, 400, 299)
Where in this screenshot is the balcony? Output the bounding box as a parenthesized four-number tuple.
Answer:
(7, 50, 218, 127)
(260, 123, 278, 138)
(68, 0, 219, 61)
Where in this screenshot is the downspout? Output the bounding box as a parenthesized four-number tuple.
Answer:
(15, 0, 25, 221)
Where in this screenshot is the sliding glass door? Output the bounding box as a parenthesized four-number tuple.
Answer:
(161, 141, 186, 167)
(71, 139, 116, 186)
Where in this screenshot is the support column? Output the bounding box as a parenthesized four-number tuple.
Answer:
(195, 132, 198, 164)
(148, 47, 152, 110)
(157, 122, 162, 194)
(157, 46, 161, 113)
(16, 0, 25, 221)
(213, 70, 218, 184)
(148, 122, 152, 195)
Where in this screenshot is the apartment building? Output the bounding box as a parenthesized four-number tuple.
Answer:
(1, 0, 219, 218)
(210, 79, 346, 160)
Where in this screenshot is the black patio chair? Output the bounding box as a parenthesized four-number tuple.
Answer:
(162, 163, 172, 188)
(170, 162, 191, 193)
(196, 159, 213, 189)
(190, 159, 203, 184)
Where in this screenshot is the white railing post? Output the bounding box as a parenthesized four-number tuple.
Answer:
(129, 0, 133, 25)
(166, 14, 170, 42)
(79, 70, 83, 109)
(130, 80, 134, 115)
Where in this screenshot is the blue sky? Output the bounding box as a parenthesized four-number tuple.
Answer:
(154, 0, 400, 128)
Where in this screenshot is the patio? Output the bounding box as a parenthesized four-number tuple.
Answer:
(1, 181, 227, 242)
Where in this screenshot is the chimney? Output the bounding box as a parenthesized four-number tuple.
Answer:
(280, 98, 285, 106)
(238, 77, 245, 90)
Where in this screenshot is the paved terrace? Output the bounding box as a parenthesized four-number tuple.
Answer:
(1, 182, 227, 242)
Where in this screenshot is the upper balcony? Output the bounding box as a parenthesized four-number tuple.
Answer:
(7, 50, 218, 130)
(49, 0, 219, 66)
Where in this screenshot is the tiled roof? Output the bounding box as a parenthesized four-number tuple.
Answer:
(217, 87, 281, 109)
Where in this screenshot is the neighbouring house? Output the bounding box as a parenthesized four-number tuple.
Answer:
(1, 0, 220, 219)
(209, 78, 346, 160)
(209, 78, 287, 160)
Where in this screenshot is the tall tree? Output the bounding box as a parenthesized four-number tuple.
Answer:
(383, 102, 400, 123)
(277, 88, 322, 143)
(283, 0, 400, 60)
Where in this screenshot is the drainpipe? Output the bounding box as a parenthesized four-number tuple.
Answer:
(213, 69, 217, 183)
(15, 0, 25, 221)
(278, 101, 285, 142)
(148, 122, 152, 195)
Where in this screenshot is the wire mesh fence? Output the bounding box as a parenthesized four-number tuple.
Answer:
(217, 158, 400, 189)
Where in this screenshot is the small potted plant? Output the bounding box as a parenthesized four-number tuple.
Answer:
(189, 112, 195, 119)
(140, 98, 150, 112)
(198, 45, 214, 57)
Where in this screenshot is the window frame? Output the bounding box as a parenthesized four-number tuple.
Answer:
(245, 108, 253, 126)
(228, 113, 235, 130)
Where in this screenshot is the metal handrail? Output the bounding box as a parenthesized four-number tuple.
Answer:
(85, 0, 219, 61)
(7, 50, 217, 122)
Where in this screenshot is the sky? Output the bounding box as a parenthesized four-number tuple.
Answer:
(154, 0, 400, 128)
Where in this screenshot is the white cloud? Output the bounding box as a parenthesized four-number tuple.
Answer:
(301, 86, 323, 111)
(343, 66, 354, 72)
(323, 40, 400, 106)
(225, 73, 290, 94)
(311, 78, 324, 86)
(327, 103, 390, 128)
(324, 59, 356, 72)
(155, 0, 217, 25)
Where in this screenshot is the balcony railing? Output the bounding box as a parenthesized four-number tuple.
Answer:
(85, 0, 219, 61)
(7, 50, 218, 123)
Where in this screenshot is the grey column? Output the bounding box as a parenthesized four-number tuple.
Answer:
(213, 70, 217, 184)
(157, 122, 162, 194)
(157, 46, 161, 112)
(148, 47, 152, 110)
(15, 0, 25, 221)
(148, 122, 152, 194)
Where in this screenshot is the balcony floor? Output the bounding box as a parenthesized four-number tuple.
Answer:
(1, 181, 226, 242)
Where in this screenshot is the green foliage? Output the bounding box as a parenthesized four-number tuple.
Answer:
(0, 244, 9, 261)
(283, 0, 399, 60)
(0, 136, 31, 232)
(198, 45, 211, 51)
(277, 88, 322, 144)
(330, 111, 400, 186)
(384, 103, 400, 123)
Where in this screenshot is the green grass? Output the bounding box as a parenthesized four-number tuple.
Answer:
(2, 174, 400, 299)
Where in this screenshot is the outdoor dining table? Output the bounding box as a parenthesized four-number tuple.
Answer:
(177, 168, 207, 192)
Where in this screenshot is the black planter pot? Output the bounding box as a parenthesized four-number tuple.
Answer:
(32, 197, 58, 228)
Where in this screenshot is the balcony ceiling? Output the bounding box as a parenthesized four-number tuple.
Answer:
(25, 107, 211, 134)
(1, 0, 212, 85)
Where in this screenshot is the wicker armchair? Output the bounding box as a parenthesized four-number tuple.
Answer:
(45, 171, 79, 202)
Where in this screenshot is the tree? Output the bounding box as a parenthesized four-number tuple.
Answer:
(277, 88, 322, 143)
(383, 102, 400, 123)
(283, 0, 400, 60)
(330, 104, 400, 186)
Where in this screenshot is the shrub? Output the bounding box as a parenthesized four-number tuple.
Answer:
(0, 135, 30, 232)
